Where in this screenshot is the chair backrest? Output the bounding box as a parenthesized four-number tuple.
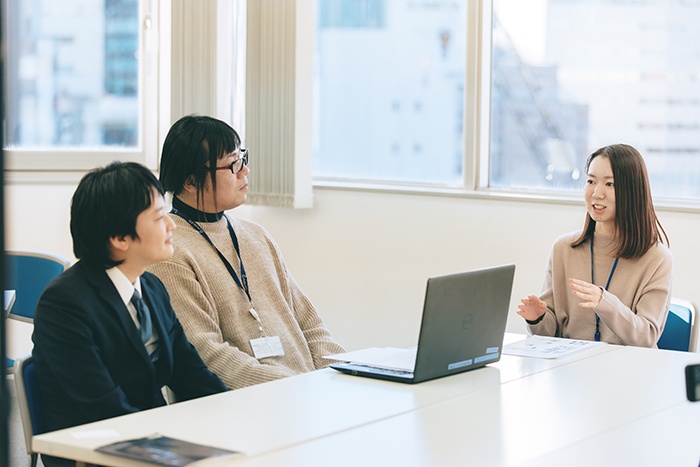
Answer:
(5, 250, 71, 323)
(14, 355, 44, 466)
(657, 298, 698, 352)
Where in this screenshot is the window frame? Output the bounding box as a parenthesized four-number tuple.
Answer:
(3, 0, 160, 175)
(310, 0, 700, 213)
(310, 0, 489, 194)
(5, 0, 700, 214)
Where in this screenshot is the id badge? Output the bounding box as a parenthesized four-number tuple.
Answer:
(250, 336, 285, 359)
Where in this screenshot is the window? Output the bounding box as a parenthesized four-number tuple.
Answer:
(313, 0, 700, 202)
(313, 0, 467, 186)
(491, 0, 700, 199)
(3, 0, 158, 171)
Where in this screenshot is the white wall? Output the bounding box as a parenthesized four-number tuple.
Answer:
(6, 182, 700, 352)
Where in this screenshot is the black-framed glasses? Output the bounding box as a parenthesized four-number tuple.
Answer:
(214, 148, 249, 174)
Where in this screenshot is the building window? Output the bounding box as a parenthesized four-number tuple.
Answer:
(314, 0, 700, 202)
(491, 0, 700, 199)
(4, 0, 158, 171)
(314, 0, 466, 186)
(319, 0, 386, 28)
(104, 0, 139, 98)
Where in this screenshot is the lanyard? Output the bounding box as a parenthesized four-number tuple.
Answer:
(590, 237, 619, 342)
(171, 208, 252, 303)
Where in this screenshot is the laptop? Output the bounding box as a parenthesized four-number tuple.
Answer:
(330, 264, 515, 384)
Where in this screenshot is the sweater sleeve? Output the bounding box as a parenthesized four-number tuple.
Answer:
(286, 272, 345, 368)
(149, 258, 296, 390)
(595, 244, 673, 347)
(252, 224, 345, 368)
(141, 274, 228, 399)
(527, 244, 560, 337)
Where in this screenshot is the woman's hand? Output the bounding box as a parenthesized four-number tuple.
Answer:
(569, 278, 604, 309)
(517, 295, 547, 322)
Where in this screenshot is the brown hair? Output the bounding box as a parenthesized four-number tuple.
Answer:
(571, 144, 669, 259)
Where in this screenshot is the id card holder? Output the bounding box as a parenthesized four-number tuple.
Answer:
(250, 336, 285, 359)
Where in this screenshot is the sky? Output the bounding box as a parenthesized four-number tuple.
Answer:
(494, 0, 548, 64)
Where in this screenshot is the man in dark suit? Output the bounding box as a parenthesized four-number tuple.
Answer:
(32, 162, 228, 467)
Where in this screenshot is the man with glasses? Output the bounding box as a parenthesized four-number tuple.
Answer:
(149, 115, 344, 390)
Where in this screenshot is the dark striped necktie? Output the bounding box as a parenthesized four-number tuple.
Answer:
(130, 290, 153, 345)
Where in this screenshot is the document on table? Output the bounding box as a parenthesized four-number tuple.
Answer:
(503, 335, 606, 359)
(96, 434, 240, 466)
(323, 347, 418, 372)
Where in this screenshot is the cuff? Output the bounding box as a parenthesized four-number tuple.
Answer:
(526, 314, 545, 325)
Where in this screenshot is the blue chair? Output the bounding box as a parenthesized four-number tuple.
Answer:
(14, 355, 44, 467)
(5, 250, 71, 323)
(657, 298, 698, 352)
(5, 250, 70, 368)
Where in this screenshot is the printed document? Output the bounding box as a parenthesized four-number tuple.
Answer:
(503, 335, 606, 359)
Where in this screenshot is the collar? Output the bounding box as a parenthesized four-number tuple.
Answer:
(106, 266, 142, 307)
(172, 196, 224, 223)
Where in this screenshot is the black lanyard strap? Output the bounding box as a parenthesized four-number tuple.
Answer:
(171, 208, 252, 303)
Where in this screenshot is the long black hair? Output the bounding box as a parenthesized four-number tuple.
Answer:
(571, 144, 668, 259)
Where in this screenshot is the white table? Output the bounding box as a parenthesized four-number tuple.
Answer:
(515, 402, 700, 467)
(32, 338, 700, 466)
(199, 345, 700, 467)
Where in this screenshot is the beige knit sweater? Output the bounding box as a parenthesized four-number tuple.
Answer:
(527, 231, 672, 347)
(148, 214, 345, 389)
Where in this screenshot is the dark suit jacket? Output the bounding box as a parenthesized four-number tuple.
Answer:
(32, 260, 227, 435)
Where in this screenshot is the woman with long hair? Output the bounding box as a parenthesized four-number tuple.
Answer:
(517, 144, 672, 347)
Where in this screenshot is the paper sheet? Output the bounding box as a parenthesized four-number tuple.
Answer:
(502, 335, 606, 359)
(323, 347, 418, 372)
